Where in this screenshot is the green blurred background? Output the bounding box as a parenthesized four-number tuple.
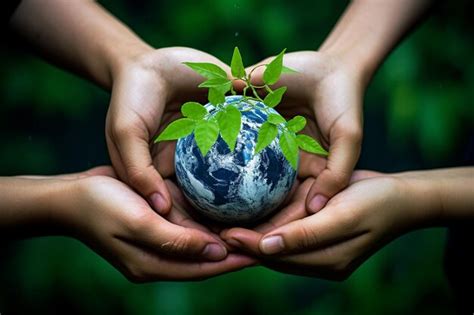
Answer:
(1, 0, 473, 314)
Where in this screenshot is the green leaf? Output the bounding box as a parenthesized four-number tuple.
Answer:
(154, 118, 195, 142)
(183, 62, 227, 79)
(287, 115, 306, 132)
(199, 78, 232, 89)
(231, 47, 246, 78)
(208, 88, 225, 105)
(296, 134, 328, 156)
(280, 131, 299, 169)
(194, 119, 220, 156)
(181, 102, 207, 120)
(255, 122, 278, 154)
(267, 113, 286, 125)
(217, 105, 241, 151)
(263, 86, 287, 108)
(212, 80, 232, 94)
(282, 65, 298, 74)
(263, 49, 286, 85)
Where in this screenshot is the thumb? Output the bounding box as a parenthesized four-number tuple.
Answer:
(107, 119, 172, 215)
(138, 215, 228, 261)
(306, 125, 362, 213)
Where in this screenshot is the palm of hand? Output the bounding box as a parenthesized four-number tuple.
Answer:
(106, 47, 231, 211)
(68, 167, 255, 282)
(222, 171, 411, 280)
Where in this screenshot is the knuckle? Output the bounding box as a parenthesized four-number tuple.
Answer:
(293, 224, 319, 251)
(161, 232, 198, 256)
(345, 125, 363, 143)
(329, 171, 351, 191)
(127, 166, 149, 189)
(126, 211, 153, 233)
(112, 121, 134, 140)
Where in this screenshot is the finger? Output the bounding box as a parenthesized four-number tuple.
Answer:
(112, 121, 172, 215)
(254, 178, 313, 234)
(255, 204, 363, 256)
(298, 151, 326, 179)
(220, 228, 263, 256)
(123, 210, 229, 262)
(164, 179, 220, 236)
(262, 233, 372, 280)
(147, 254, 258, 281)
(306, 121, 362, 213)
(153, 141, 176, 179)
(115, 239, 258, 282)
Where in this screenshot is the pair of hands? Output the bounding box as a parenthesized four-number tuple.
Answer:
(88, 46, 373, 281)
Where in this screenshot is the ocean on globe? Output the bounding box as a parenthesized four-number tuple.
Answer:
(175, 95, 297, 224)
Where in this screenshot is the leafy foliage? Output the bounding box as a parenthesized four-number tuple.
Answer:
(217, 105, 241, 152)
(255, 122, 278, 154)
(156, 47, 328, 168)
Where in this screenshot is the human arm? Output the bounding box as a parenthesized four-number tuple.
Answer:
(0, 167, 255, 282)
(9, 0, 231, 214)
(222, 167, 474, 279)
(242, 0, 435, 214)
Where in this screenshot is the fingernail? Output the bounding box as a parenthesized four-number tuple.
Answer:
(202, 243, 227, 261)
(150, 193, 167, 213)
(309, 194, 328, 212)
(260, 235, 284, 255)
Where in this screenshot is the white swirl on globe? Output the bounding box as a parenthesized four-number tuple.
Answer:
(175, 96, 297, 224)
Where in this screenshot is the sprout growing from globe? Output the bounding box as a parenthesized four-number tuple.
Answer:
(155, 47, 328, 224)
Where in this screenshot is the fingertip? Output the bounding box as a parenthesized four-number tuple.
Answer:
(306, 194, 328, 213)
(221, 228, 262, 254)
(201, 243, 228, 261)
(149, 192, 171, 215)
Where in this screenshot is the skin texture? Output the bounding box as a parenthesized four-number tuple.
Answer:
(239, 51, 365, 213)
(7, 0, 470, 283)
(8, 0, 245, 273)
(221, 0, 439, 277)
(222, 168, 474, 280)
(0, 167, 256, 282)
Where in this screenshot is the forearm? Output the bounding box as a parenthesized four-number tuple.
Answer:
(9, 0, 152, 89)
(0, 177, 71, 237)
(398, 167, 474, 225)
(319, 0, 434, 85)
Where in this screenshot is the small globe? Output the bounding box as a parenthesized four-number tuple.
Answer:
(175, 96, 297, 224)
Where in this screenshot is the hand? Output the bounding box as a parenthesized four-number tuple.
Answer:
(221, 170, 437, 280)
(241, 51, 365, 213)
(56, 166, 256, 282)
(106, 47, 231, 213)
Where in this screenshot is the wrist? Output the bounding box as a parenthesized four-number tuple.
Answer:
(394, 171, 444, 227)
(103, 39, 154, 88)
(0, 177, 75, 237)
(318, 46, 376, 90)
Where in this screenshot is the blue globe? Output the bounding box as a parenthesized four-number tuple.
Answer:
(175, 96, 297, 224)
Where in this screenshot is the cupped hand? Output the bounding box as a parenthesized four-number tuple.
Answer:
(221, 170, 434, 280)
(106, 47, 231, 214)
(240, 51, 365, 213)
(58, 166, 256, 282)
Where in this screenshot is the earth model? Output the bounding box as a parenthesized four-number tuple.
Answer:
(175, 96, 297, 224)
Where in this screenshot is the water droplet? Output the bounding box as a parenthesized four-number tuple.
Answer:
(235, 32, 239, 37)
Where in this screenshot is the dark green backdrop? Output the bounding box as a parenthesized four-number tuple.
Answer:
(1, 0, 473, 314)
